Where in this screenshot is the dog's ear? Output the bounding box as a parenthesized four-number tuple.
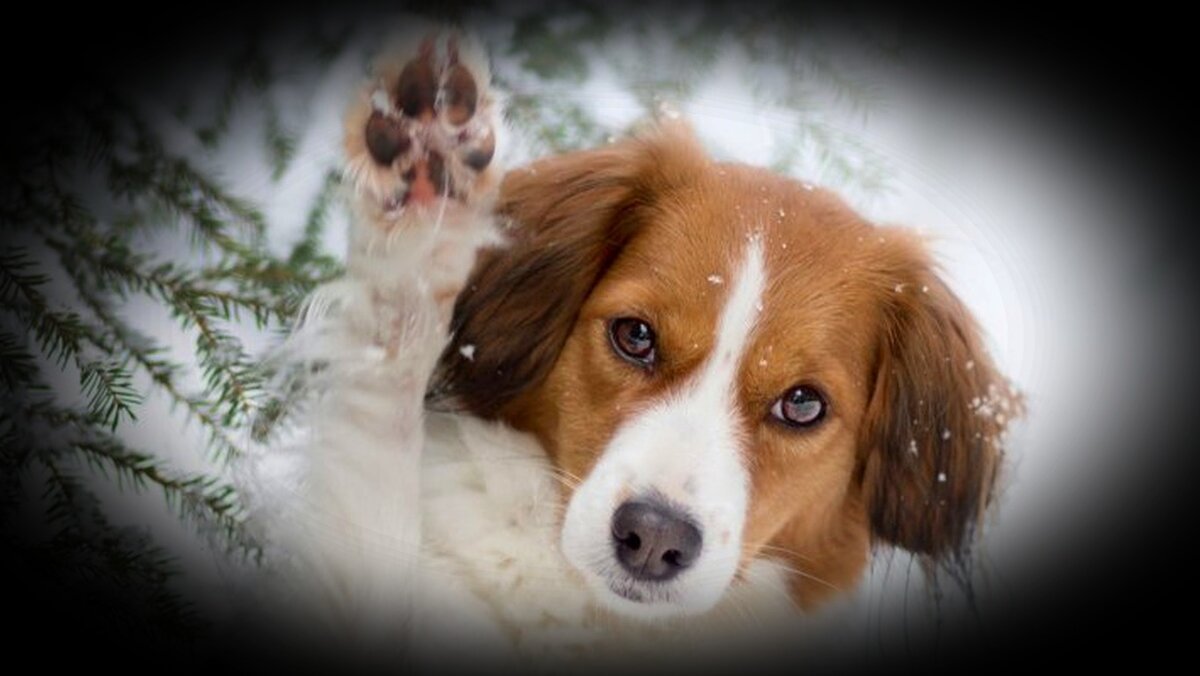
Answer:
(432, 123, 705, 418)
(859, 233, 1022, 560)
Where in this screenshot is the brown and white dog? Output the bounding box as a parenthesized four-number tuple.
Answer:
(246, 27, 1021, 664)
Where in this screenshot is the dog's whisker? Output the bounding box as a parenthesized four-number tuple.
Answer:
(754, 543, 817, 563)
(755, 560, 841, 593)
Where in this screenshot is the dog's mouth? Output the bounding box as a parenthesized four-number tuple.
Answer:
(606, 578, 690, 607)
(595, 573, 713, 620)
(611, 585, 642, 603)
(608, 579, 648, 604)
(607, 576, 675, 607)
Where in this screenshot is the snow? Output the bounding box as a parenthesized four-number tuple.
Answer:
(656, 100, 682, 120)
(71, 8, 1177, 652)
(371, 88, 392, 113)
(707, 274, 724, 285)
(459, 344, 477, 361)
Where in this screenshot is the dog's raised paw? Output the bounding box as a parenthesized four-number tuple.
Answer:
(345, 31, 499, 219)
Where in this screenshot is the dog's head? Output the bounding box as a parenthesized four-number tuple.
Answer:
(434, 123, 1020, 618)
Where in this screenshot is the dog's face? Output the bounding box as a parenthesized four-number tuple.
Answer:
(436, 123, 1019, 618)
(542, 199, 882, 617)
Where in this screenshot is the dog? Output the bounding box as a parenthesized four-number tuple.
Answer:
(243, 27, 1021, 668)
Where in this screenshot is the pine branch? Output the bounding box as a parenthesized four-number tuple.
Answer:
(245, 170, 345, 444)
(3, 48, 285, 638)
(0, 330, 41, 391)
(79, 291, 244, 463)
(12, 153, 276, 437)
(88, 106, 266, 256)
(78, 360, 142, 431)
(190, 315, 262, 429)
(164, 156, 268, 241)
(11, 239, 248, 463)
(5, 394, 198, 637)
(3, 8, 908, 639)
(27, 307, 94, 370)
(20, 402, 259, 559)
(288, 168, 343, 274)
(135, 259, 290, 329)
(70, 435, 260, 560)
(108, 155, 266, 258)
(38, 163, 276, 456)
(196, 169, 344, 310)
(48, 231, 290, 329)
(1, 248, 140, 429)
(0, 247, 51, 306)
(249, 359, 316, 445)
(200, 258, 337, 306)
(36, 455, 205, 640)
(198, 169, 344, 323)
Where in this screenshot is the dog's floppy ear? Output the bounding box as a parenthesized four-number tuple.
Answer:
(859, 233, 1022, 560)
(432, 123, 705, 418)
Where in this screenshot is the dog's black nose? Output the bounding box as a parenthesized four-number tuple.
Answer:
(611, 499, 703, 581)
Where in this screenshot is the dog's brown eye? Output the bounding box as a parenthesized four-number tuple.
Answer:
(609, 317, 656, 367)
(771, 385, 827, 427)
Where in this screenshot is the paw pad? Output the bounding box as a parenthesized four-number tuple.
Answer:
(359, 34, 494, 209)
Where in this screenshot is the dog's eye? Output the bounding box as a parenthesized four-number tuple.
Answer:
(771, 385, 827, 428)
(609, 317, 656, 367)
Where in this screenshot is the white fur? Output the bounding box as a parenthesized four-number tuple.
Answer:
(242, 217, 798, 663)
(560, 240, 767, 618)
(239, 28, 507, 658)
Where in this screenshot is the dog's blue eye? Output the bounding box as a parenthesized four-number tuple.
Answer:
(609, 317, 656, 366)
(771, 385, 827, 427)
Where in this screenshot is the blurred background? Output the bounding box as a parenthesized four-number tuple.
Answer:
(1, 2, 1193, 670)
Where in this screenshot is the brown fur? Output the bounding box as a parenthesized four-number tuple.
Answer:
(433, 122, 1020, 610)
(858, 239, 1020, 557)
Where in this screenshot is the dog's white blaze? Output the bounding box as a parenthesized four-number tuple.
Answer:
(704, 237, 768, 406)
(561, 239, 766, 617)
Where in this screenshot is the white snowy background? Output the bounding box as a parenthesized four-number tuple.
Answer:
(58, 6, 1173, 649)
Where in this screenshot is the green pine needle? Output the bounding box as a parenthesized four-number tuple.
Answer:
(0, 6, 899, 636)
(79, 361, 142, 431)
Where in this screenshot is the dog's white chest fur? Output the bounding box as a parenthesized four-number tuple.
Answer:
(413, 412, 800, 659)
(414, 412, 599, 654)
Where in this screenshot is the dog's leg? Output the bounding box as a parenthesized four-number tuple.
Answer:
(259, 27, 503, 657)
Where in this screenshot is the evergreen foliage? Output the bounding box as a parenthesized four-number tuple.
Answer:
(0, 3, 896, 635)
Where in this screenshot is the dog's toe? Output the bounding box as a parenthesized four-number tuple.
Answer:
(347, 31, 499, 215)
(365, 114, 410, 166)
(442, 61, 478, 126)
